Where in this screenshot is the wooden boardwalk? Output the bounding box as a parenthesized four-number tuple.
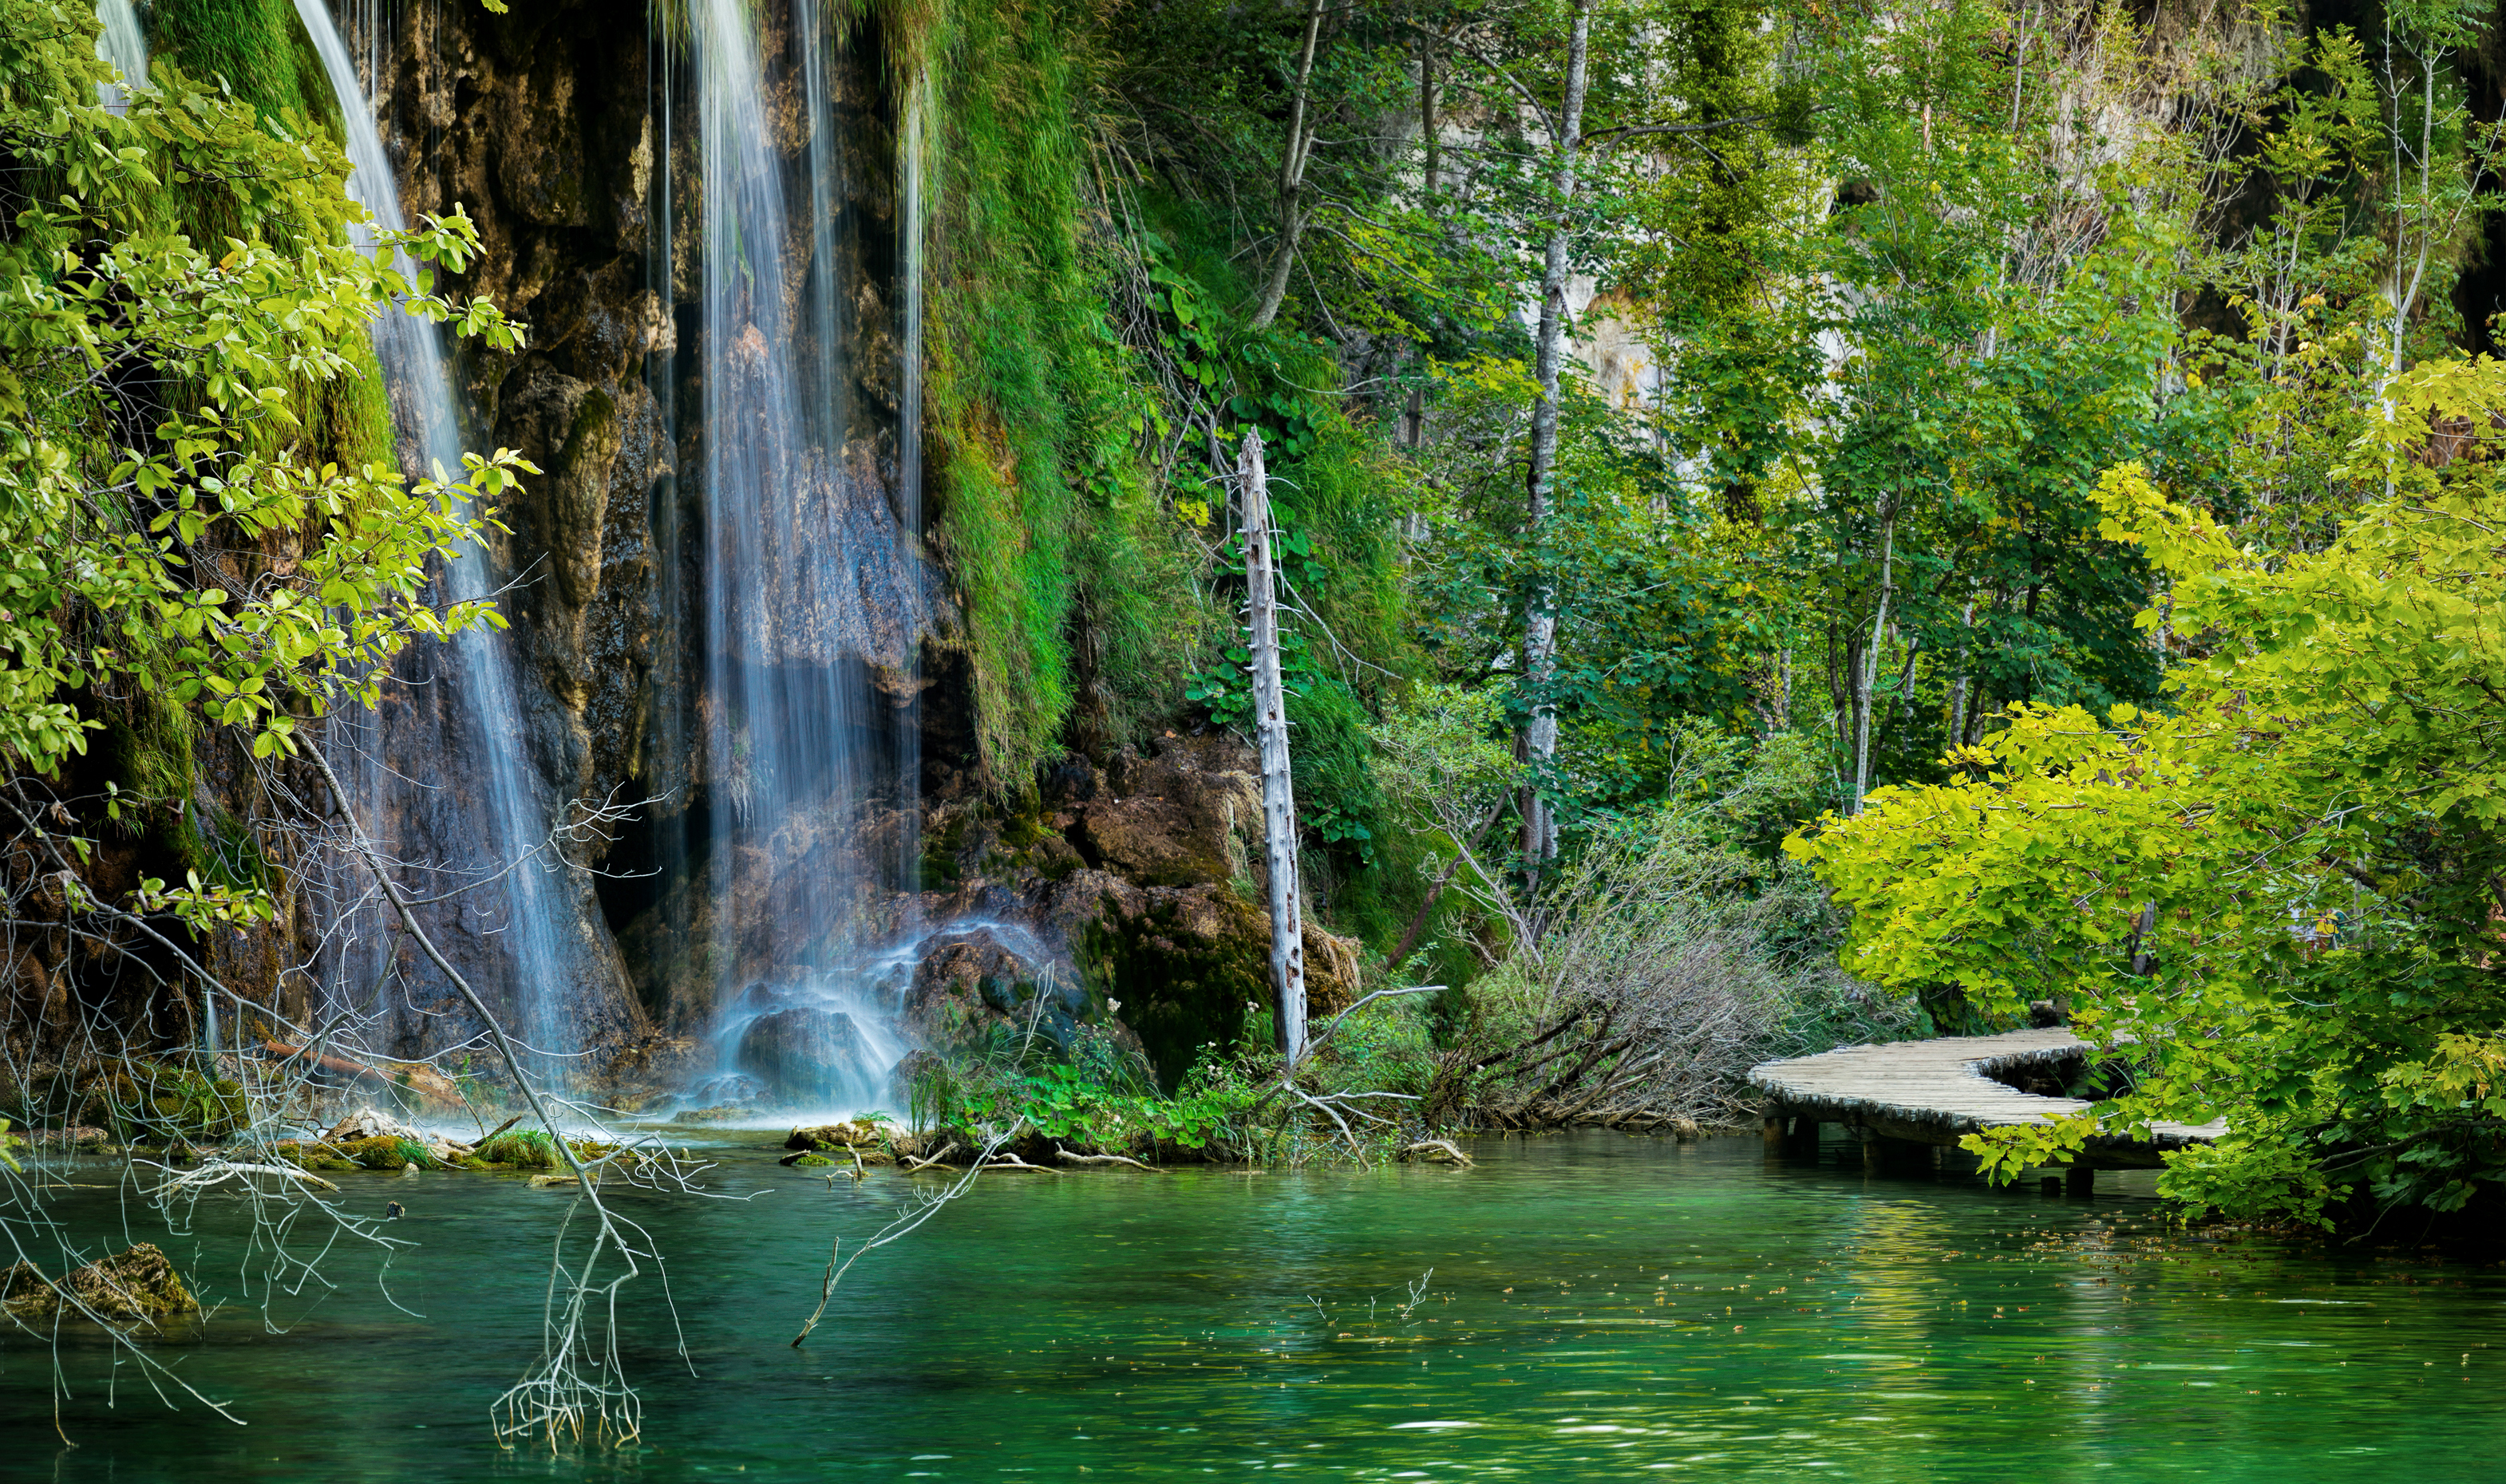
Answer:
(1749, 1028, 2224, 1173)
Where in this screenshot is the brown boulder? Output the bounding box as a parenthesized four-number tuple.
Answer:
(1065, 738, 1263, 890)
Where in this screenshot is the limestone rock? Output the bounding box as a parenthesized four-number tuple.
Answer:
(785, 1119, 885, 1150)
(900, 923, 1090, 1052)
(1066, 737, 1262, 890)
(323, 1107, 421, 1144)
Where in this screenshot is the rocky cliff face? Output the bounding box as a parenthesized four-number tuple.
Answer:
(326, 0, 1339, 1090)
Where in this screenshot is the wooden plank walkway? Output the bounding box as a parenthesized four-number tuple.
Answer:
(1748, 1028, 2224, 1170)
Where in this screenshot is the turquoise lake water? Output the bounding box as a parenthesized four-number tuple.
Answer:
(2, 1131, 2498, 1480)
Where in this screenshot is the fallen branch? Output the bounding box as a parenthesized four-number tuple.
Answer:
(792, 1127, 1015, 1348)
(900, 1141, 962, 1173)
(977, 1153, 1061, 1174)
(150, 1161, 341, 1196)
(1399, 1139, 1472, 1167)
(1053, 1146, 1164, 1173)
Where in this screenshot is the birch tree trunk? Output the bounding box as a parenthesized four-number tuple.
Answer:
(1848, 503, 1895, 814)
(1419, 28, 1439, 197)
(1249, 0, 1329, 332)
(1946, 597, 1975, 753)
(1519, 0, 1594, 870)
(1239, 429, 1306, 1063)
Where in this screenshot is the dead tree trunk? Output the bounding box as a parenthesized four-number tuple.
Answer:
(1519, 0, 1595, 870)
(1239, 429, 1306, 1062)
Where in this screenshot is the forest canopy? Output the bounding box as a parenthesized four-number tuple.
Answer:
(5, 0, 2505, 1231)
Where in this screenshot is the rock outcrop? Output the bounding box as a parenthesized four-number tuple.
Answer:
(328, 4, 1346, 1091)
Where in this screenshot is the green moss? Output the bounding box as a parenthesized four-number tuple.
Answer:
(901, 0, 1202, 781)
(152, 0, 393, 476)
(918, 811, 965, 890)
(76, 1061, 245, 1142)
(95, 694, 205, 872)
(273, 1141, 359, 1173)
(1080, 890, 1269, 1091)
(336, 1135, 413, 1170)
(152, 0, 343, 140)
(476, 1128, 560, 1170)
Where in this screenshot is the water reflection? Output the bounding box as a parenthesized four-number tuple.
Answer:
(3, 1133, 2497, 1481)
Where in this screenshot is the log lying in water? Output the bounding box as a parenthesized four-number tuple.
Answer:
(261, 1041, 464, 1107)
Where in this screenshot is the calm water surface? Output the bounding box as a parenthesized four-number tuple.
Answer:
(2, 1132, 2498, 1481)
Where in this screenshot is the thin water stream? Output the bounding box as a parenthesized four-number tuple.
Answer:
(294, 0, 620, 1069)
(4, 1135, 2497, 1480)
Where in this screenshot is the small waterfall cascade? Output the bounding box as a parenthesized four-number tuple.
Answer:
(93, 0, 145, 110)
(681, 0, 926, 1113)
(294, 0, 601, 1072)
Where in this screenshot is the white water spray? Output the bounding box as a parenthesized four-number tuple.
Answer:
(94, 0, 145, 111)
(682, 0, 927, 1111)
(295, 0, 605, 1072)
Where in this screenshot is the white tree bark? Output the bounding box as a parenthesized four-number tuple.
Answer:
(1946, 597, 1975, 752)
(1848, 503, 1895, 814)
(1239, 429, 1306, 1063)
(1519, 0, 1594, 870)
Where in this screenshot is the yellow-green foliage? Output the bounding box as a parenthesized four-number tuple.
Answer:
(150, 0, 393, 473)
(72, 1060, 245, 1141)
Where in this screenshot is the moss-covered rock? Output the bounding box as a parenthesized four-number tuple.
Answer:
(781, 1151, 837, 1168)
(336, 1136, 432, 1171)
(785, 1119, 886, 1150)
(1081, 885, 1272, 1091)
(272, 1141, 358, 1174)
(2, 1244, 200, 1326)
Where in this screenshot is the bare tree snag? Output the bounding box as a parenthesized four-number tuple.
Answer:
(1239, 428, 1307, 1063)
(1520, 0, 1595, 870)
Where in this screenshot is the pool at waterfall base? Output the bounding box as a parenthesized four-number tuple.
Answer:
(3, 1132, 2497, 1481)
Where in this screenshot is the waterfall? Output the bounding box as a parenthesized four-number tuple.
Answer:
(683, 0, 923, 1114)
(94, 0, 145, 110)
(294, 0, 611, 1076)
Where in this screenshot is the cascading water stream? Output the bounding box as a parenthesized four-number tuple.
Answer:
(294, 0, 595, 1074)
(93, 0, 145, 110)
(683, 0, 926, 1114)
